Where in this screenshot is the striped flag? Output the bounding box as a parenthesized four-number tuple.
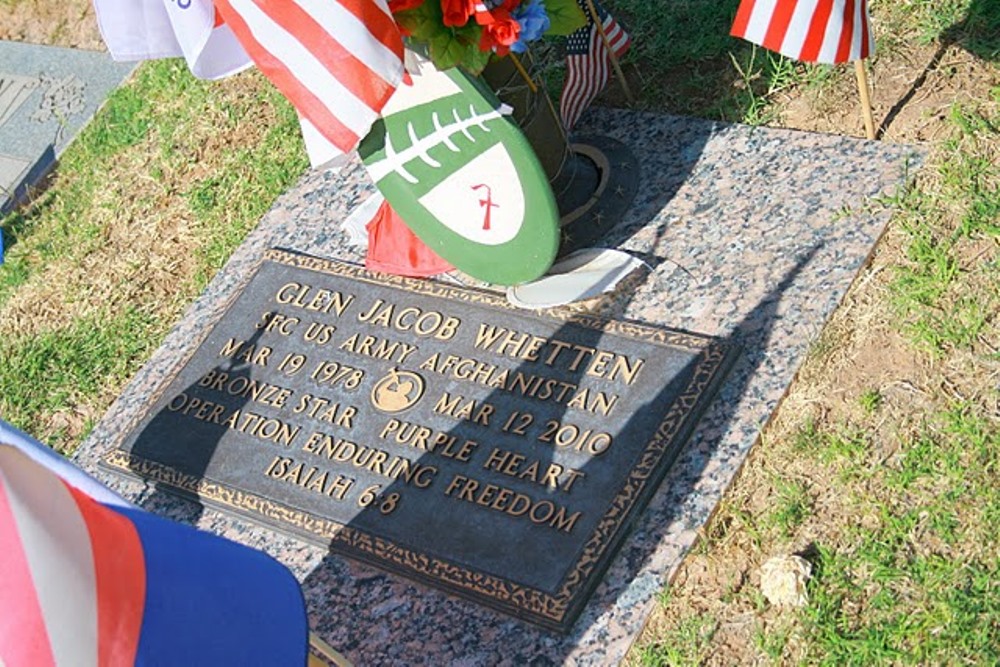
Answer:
(94, 0, 251, 80)
(0, 444, 308, 666)
(213, 0, 406, 168)
(0, 419, 129, 508)
(559, 0, 630, 131)
(95, 0, 406, 169)
(731, 0, 874, 64)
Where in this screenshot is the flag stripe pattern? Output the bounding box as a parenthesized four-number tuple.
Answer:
(213, 0, 405, 165)
(731, 0, 873, 64)
(0, 419, 129, 508)
(93, 0, 252, 80)
(559, 0, 630, 131)
(0, 473, 56, 667)
(68, 486, 146, 667)
(0, 445, 308, 667)
(1, 446, 115, 667)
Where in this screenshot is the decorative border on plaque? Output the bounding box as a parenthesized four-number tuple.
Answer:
(101, 249, 735, 630)
(103, 448, 567, 621)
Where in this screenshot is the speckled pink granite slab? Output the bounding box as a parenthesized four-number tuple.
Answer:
(74, 109, 923, 665)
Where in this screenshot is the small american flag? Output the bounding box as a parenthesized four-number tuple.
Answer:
(731, 0, 873, 64)
(559, 0, 630, 131)
(214, 0, 406, 167)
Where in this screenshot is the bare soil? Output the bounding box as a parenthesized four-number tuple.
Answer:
(0, 0, 104, 50)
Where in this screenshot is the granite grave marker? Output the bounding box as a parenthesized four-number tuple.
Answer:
(74, 108, 923, 663)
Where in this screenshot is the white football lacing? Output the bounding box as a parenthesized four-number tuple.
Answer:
(367, 103, 512, 185)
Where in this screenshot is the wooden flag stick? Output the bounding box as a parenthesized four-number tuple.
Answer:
(308, 632, 353, 667)
(854, 59, 876, 140)
(509, 53, 538, 94)
(584, 0, 634, 105)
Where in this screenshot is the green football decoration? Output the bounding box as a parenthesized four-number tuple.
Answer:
(359, 62, 559, 285)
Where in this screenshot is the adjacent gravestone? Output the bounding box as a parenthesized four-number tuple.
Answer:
(0, 42, 134, 215)
(102, 249, 736, 631)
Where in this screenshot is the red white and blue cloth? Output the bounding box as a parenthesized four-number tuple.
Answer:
(94, 0, 405, 169)
(731, 0, 874, 64)
(559, 0, 630, 131)
(0, 420, 308, 667)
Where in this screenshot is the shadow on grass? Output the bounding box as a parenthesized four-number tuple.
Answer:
(945, 0, 1000, 62)
(878, 0, 999, 138)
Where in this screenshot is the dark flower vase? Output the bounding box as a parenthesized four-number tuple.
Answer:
(480, 54, 635, 255)
(482, 59, 602, 203)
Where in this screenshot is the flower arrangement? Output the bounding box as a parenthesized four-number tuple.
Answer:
(389, 0, 588, 74)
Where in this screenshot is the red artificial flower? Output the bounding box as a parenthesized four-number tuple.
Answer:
(441, 0, 476, 26)
(479, 9, 520, 55)
(473, 0, 520, 25)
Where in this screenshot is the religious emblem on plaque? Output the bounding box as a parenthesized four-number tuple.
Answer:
(371, 368, 425, 413)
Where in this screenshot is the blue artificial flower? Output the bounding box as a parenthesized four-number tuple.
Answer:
(511, 0, 550, 53)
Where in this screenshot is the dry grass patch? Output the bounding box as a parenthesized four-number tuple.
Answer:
(2, 69, 286, 338)
(0, 60, 306, 447)
(0, 0, 101, 49)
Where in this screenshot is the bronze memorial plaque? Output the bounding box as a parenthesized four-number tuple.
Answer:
(103, 249, 737, 631)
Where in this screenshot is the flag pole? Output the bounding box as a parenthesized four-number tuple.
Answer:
(308, 632, 353, 667)
(584, 0, 634, 105)
(509, 53, 539, 94)
(854, 59, 876, 140)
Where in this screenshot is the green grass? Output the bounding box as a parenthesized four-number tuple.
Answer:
(873, 0, 998, 55)
(886, 98, 999, 354)
(0, 59, 306, 447)
(782, 399, 1000, 663)
(765, 477, 813, 537)
(803, 540, 1000, 664)
(638, 611, 718, 667)
(184, 90, 307, 284)
(726, 47, 801, 126)
(792, 419, 871, 471)
(618, 0, 742, 68)
(753, 621, 790, 664)
(858, 388, 883, 414)
(0, 307, 160, 449)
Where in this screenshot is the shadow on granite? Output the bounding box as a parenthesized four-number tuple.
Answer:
(300, 244, 819, 664)
(125, 326, 269, 527)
